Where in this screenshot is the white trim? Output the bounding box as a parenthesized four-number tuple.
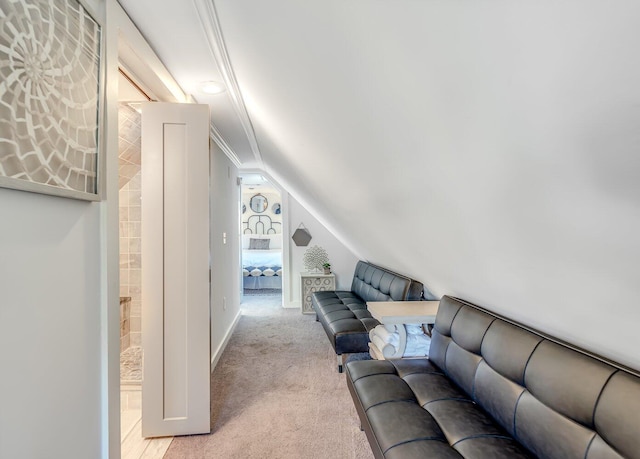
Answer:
(116, 8, 186, 103)
(210, 125, 242, 168)
(105, 2, 193, 456)
(193, 0, 263, 166)
(104, 3, 125, 457)
(284, 300, 301, 310)
(281, 192, 292, 309)
(238, 169, 291, 309)
(239, 168, 285, 196)
(0, 177, 102, 201)
(211, 310, 242, 373)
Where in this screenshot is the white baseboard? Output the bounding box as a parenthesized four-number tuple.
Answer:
(283, 300, 301, 309)
(210, 310, 241, 373)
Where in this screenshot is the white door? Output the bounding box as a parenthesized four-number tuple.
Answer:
(141, 102, 211, 437)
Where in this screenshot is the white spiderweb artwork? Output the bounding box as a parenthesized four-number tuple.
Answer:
(0, 0, 101, 196)
(303, 245, 329, 272)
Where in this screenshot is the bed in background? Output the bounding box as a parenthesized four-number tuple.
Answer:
(242, 233, 283, 290)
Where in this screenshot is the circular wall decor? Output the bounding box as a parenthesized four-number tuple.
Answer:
(249, 193, 268, 213)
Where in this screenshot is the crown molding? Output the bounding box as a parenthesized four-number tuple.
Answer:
(210, 124, 242, 168)
(194, 0, 263, 166)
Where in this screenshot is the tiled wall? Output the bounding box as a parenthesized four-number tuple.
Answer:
(120, 172, 142, 350)
(118, 103, 142, 352)
(120, 297, 131, 352)
(118, 103, 142, 188)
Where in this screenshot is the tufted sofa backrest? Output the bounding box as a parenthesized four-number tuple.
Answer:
(350, 261, 423, 302)
(430, 295, 640, 459)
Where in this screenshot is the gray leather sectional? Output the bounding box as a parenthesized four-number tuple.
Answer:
(346, 295, 640, 458)
(312, 260, 424, 372)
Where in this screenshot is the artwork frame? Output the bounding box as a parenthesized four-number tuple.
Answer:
(0, 0, 105, 201)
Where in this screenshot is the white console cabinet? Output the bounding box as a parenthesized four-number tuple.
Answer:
(300, 272, 336, 314)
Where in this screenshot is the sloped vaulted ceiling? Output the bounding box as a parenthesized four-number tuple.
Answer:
(118, 0, 640, 370)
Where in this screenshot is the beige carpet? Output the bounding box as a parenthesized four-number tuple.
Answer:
(163, 295, 374, 459)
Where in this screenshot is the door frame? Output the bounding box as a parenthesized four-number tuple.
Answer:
(237, 169, 292, 308)
(103, 2, 190, 457)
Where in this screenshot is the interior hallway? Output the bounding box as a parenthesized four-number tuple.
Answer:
(120, 293, 369, 459)
(163, 292, 373, 458)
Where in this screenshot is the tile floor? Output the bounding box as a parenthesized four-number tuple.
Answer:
(121, 345, 172, 459)
(120, 295, 276, 458)
(121, 385, 173, 459)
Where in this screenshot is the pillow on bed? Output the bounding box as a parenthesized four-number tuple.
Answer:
(249, 238, 270, 250)
(242, 234, 283, 249)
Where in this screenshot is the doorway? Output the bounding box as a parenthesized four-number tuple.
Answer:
(118, 70, 146, 388)
(240, 174, 284, 307)
(109, 4, 211, 455)
(117, 68, 174, 457)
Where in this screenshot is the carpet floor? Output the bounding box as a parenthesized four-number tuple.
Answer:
(243, 288, 283, 296)
(163, 295, 374, 459)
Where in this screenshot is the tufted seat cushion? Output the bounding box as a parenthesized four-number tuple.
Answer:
(347, 296, 640, 458)
(348, 359, 532, 458)
(312, 261, 424, 359)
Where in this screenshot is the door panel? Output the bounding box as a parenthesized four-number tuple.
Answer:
(141, 102, 211, 437)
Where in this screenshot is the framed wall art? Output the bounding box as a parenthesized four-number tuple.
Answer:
(0, 0, 104, 201)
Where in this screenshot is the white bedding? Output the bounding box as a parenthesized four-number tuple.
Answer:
(242, 249, 282, 268)
(241, 235, 283, 290)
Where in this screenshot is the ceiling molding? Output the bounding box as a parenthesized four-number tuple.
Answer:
(194, 0, 263, 166)
(210, 124, 242, 168)
(115, 3, 187, 104)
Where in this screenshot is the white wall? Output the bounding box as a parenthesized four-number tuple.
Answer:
(0, 1, 210, 457)
(0, 0, 114, 457)
(210, 143, 242, 367)
(0, 190, 103, 458)
(217, 1, 640, 371)
(285, 193, 359, 308)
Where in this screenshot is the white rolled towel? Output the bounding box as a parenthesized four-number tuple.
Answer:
(384, 324, 397, 333)
(370, 325, 400, 346)
(371, 334, 398, 358)
(368, 342, 384, 360)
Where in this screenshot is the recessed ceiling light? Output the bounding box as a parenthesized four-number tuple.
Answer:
(200, 81, 226, 95)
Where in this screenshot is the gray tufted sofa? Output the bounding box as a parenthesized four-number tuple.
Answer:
(346, 295, 640, 458)
(312, 261, 423, 372)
